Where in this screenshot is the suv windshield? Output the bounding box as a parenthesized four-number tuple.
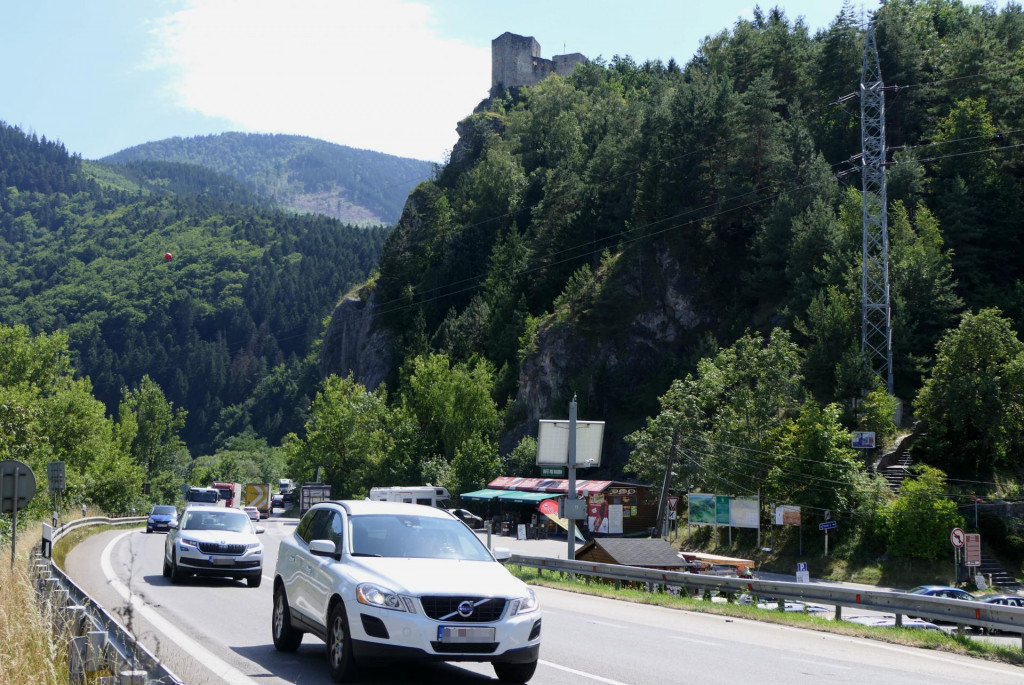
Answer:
(350, 514, 492, 561)
(151, 506, 176, 516)
(182, 510, 252, 532)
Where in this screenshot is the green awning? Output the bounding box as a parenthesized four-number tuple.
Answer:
(460, 488, 509, 501)
(496, 491, 553, 504)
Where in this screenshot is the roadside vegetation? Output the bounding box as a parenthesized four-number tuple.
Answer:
(0, 522, 69, 685)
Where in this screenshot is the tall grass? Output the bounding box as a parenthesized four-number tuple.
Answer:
(0, 521, 68, 685)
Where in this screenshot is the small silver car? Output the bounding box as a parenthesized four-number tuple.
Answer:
(163, 505, 264, 587)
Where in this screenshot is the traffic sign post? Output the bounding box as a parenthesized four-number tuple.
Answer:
(819, 520, 837, 556)
(1, 460, 37, 570)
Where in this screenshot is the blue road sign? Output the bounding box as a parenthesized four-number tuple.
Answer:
(818, 521, 837, 531)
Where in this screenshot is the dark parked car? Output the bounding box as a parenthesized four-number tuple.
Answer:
(906, 585, 977, 624)
(146, 505, 178, 533)
(981, 595, 1024, 634)
(447, 508, 484, 529)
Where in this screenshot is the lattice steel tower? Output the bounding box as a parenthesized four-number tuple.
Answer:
(860, 20, 893, 394)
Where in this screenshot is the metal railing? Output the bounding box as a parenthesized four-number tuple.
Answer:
(32, 516, 184, 685)
(511, 554, 1024, 644)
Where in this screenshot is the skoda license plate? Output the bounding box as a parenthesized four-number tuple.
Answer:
(439, 626, 494, 643)
(211, 557, 234, 565)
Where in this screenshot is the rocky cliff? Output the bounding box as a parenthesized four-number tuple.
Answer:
(319, 287, 395, 391)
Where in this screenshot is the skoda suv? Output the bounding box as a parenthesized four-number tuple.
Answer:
(163, 505, 264, 587)
(272, 500, 541, 682)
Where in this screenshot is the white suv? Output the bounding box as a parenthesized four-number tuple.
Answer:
(163, 505, 265, 587)
(272, 500, 541, 683)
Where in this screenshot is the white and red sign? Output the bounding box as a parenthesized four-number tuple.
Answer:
(950, 527, 965, 548)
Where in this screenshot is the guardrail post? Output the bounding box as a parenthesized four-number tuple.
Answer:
(956, 624, 965, 637)
(834, 605, 842, 621)
(86, 630, 112, 679)
(118, 671, 148, 685)
(66, 605, 90, 636)
(777, 598, 784, 612)
(894, 613, 902, 628)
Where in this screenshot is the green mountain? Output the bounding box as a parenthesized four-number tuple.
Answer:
(321, 1, 1024, 478)
(101, 132, 434, 225)
(0, 121, 388, 453)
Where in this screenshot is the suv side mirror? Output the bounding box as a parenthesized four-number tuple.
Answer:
(310, 539, 339, 559)
(491, 547, 511, 563)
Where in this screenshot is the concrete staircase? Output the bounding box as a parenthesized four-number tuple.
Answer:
(976, 552, 1023, 591)
(881, 452, 913, 493)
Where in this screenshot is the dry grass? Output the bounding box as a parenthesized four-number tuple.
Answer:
(0, 521, 68, 685)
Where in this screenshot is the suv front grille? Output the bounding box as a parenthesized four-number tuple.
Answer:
(420, 596, 507, 622)
(196, 542, 246, 555)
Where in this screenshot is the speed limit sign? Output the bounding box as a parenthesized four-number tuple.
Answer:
(950, 527, 965, 548)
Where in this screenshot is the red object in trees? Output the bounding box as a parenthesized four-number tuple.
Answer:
(164, 252, 173, 261)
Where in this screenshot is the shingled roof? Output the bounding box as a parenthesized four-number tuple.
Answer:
(575, 538, 689, 570)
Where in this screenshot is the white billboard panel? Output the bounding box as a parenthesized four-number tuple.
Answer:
(729, 495, 760, 529)
(536, 420, 604, 466)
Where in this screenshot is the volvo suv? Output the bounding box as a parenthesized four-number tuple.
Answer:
(272, 500, 541, 683)
(163, 505, 264, 587)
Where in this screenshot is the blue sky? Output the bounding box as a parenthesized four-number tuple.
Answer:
(0, 1, 1004, 162)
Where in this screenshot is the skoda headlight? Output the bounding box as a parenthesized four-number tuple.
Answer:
(509, 588, 539, 616)
(180, 538, 199, 548)
(356, 583, 416, 613)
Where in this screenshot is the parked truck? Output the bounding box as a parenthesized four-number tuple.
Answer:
(369, 485, 451, 508)
(244, 483, 271, 519)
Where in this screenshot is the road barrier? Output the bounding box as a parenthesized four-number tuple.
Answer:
(32, 516, 184, 685)
(510, 553, 1024, 646)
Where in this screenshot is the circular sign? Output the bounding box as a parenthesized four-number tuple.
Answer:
(0, 460, 37, 514)
(950, 527, 965, 548)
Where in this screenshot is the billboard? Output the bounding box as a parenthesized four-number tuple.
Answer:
(688, 493, 716, 525)
(852, 431, 876, 449)
(730, 496, 759, 529)
(773, 505, 802, 526)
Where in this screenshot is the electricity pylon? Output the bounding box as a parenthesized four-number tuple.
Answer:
(860, 19, 893, 395)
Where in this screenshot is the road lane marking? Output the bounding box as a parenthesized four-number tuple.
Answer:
(780, 656, 851, 670)
(102, 531, 260, 685)
(670, 635, 722, 646)
(588, 620, 625, 628)
(541, 660, 633, 684)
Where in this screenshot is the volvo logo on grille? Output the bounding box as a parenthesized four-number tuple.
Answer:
(457, 601, 475, 617)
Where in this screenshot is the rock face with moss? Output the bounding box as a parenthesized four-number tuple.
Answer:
(319, 287, 395, 392)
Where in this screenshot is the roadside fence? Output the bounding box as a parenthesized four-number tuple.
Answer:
(32, 515, 184, 685)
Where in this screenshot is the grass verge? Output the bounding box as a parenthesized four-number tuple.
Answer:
(509, 565, 1024, 666)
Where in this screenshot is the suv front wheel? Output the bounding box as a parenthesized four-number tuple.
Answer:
(272, 585, 303, 651)
(327, 602, 357, 682)
(494, 659, 538, 683)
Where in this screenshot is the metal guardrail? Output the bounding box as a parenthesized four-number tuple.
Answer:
(510, 554, 1024, 642)
(32, 516, 184, 685)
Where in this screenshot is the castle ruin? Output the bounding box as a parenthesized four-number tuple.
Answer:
(491, 32, 587, 95)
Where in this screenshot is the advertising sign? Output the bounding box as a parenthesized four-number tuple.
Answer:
(715, 495, 731, 525)
(851, 431, 876, 449)
(687, 493, 716, 525)
(774, 505, 802, 526)
(729, 496, 760, 529)
(540, 499, 585, 541)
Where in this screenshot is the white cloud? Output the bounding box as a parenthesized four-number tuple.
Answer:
(150, 0, 490, 161)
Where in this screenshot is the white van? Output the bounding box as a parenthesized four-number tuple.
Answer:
(368, 485, 451, 507)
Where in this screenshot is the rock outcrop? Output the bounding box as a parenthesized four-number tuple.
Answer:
(319, 287, 394, 391)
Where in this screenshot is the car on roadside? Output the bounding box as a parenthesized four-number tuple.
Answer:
(146, 505, 178, 534)
(244, 506, 261, 522)
(447, 508, 484, 529)
(906, 585, 978, 624)
(163, 505, 265, 588)
(980, 595, 1024, 634)
(272, 500, 541, 683)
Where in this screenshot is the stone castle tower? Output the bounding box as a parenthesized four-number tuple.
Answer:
(491, 32, 587, 95)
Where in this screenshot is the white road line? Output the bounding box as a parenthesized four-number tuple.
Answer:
(588, 620, 625, 629)
(101, 531, 260, 685)
(779, 656, 852, 670)
(541, 660, 633, 685)
(669, 635, 722, 646)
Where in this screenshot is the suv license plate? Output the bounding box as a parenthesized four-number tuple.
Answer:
(439, 626, 495, 643)
(211, 557, 235, 565)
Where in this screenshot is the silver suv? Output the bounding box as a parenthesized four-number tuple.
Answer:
(163, 505, 265, 587)
(272, 500, 541, 682)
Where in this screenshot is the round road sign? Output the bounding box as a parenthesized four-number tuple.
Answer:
(950, 527, 965, 548)
(0, 460, 37, 514)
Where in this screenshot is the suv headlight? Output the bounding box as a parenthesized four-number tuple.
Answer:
(509, 588, 539, 616)
(245, 542, 262, 551)
(356, 583, 417, 613)
(180, 538, 200, 548)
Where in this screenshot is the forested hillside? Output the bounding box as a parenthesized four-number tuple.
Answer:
(102, 132, 434, 225)
(322, 0, 1024, 501)
(0, 121, 388, 454)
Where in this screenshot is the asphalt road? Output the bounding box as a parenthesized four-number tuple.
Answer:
(61, 519, 1024, 685)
